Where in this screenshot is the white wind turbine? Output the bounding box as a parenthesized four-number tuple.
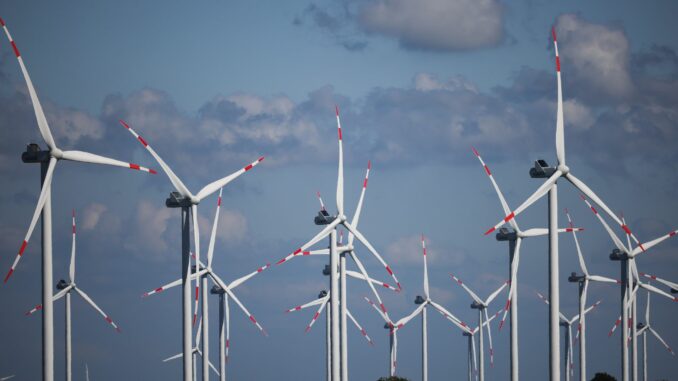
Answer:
(483, 27, 640, 381)
(25, 211, 121, 381)
(276, 108, 400, 381)
(536, 292, 602, 381)
(472, 147, 582, 381)
(163, 316, 220, 380)
(121, 121, 264, 381)
(563, 209, 618, 381)
(579, 195, 678, 381)
(0, 19, 155, 381)
(389, 235, 475, 381)
(450, 274, 509, 381)
(142, 189, 270, 381)
(635, 288, 675, 381)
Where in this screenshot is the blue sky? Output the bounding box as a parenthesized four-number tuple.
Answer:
(1, 1, 678, 380)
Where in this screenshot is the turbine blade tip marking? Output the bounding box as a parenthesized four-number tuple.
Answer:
(484, 227, 496, 236)
(11, 41, 20, 57)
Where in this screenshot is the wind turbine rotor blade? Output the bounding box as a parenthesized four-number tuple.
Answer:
(208, 360, 220, 376)
(499, 237, 522, 331)
(582, 300, 602, 316)
(195, 157, 264, 201)
(568, 174, 639, 243)
(392, 302, 426, 332)
(210, 273, 267, 336)
(639, 272, 678, 291)
(60, 150, 156, 174)
(4, 157, 57, 283)
(450, 274, 483, 305)
(608, 315, 622, 337)
(285, 295, 327, 313)
(119, 120, 193, 198)
(225, 295, 230, 361)
(429, 300, 470, 332)
(163, 352, 183, 362)
(579, 195, 628, 254)
(363, 296, 389, 323)
(484, 307, 495, 367)
(348, 160, 371, 246)
(228, 263, 270, 290)
(0, 19, 56, 150)
(304, 298, 329, 333)
(141, 269, 207, 297)
(422, 234, 430, 299)
(335, 105, 344, 216)
(345, 269, 398, 291)
(552, 27, 565, 165)
(485, 281, 509, 306)
(472, 147, 518, 231)
(347, 309, 374, 345)
(645, 289, 650, 324)
(638, 282, 678, 303)
(648, 327, 675, 356)
(191, 204, 201, 326)
(519, 227, 584, 237)
(276, 217, 341, 265)
(343, 221, 401, 290)
(23, 287, 72, 316)
(485, 171, 561, 235)
(206, 188, 223, 268)
(73, 287, 120, 332)
(588, 275, 618, 284)
(316, 191, 326, 212)
(70, 209, 76, 282)
(631, 229, 678, 257)
(565, 209, 589, 276)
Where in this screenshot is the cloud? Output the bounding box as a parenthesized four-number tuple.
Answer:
(126, 200, 174, 259)
(197, 208, 248, 245)
(386, 234, 465, 266)
(358, 0, 505, 51)
(554, 14, 634, 101)
(81, 203, 108, 230)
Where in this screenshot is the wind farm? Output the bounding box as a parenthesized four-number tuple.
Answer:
(1, 2, 678, 381)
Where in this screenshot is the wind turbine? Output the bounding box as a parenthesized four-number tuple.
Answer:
(276, 108, 400, 381)
(142, 188, 269, 381)
(563, 209, 617, 381)
(25, 211, 121, 381)
(483, 27, 642, 381)
(0, 19, 155, 381)
(389, 235, 475, 381)
(121, 121, 264, 381)
(639, 273, 678, 295)
(635, 288, 675, 381)
(450, 274, 508, 381)
(472, 147, 582, 381)
(579, 195, 678, 381)
(536, 292, 602, 381)
(163, 316, 220, 380)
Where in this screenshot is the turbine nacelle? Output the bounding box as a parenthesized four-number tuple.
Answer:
(56, 279, 69, 290)
(165, 191, 194, 208)
(495, 227, 517, 242)
(568, 272, 586, 283)
(529, 159, 557, 179)
(210, 285, 225, 295)
(21, 143, 50, 163)
(318, 290, 328, 298)
(470, 301, 485, 310)
(314, 210, 335, 225)
(609, 248, 628, 261)
(414, 295, 426, 305)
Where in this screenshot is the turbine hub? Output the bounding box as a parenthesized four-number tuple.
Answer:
(558, 164, 570, 174)
(51, 147, 63, 159)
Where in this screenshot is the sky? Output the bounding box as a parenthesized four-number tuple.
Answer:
(1, 0, 678, 380)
